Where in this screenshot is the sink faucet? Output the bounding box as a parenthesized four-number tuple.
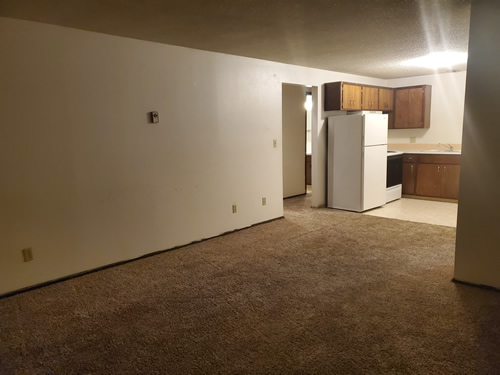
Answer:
(438, 143, 454, 151)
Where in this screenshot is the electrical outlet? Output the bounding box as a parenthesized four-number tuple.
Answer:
(410, 137, 416, 144)
(262, 197, 267, 206)
(232, 204, 237, 214)
(273, 139, 277, 148)
(22, 247, 33, 262)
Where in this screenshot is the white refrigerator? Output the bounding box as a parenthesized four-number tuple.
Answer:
(327, 112, 388, 212)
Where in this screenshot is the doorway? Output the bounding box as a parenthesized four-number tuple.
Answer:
(282, 83, 312, 199)
(305, 91, 312, 194)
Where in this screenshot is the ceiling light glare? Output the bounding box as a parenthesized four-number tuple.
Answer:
(402, 52, 468, 69)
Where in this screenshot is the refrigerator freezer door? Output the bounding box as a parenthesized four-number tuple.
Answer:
(363, 114, 388, 146)
(362, 144, 388, 210)
(328, 115, 363, 211)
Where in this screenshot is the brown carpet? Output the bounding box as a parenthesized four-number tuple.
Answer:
(1, 195, 499, 374)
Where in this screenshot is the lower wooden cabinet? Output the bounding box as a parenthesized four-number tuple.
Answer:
(441, 164, 460, 199)
(415, 164, 443, 197)
(402, 153, 460, 200)
(402, 162, 416, 195)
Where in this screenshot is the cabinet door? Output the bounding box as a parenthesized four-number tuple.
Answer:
(408, 87, 425, 128)
(402, 162, 416, 195)
(415, 164, 442, 197)
(441, 164, 460, 199)
(342, 84, 361, 110)
(362, 87, 379, 110)
(379, 88, 394, 111)
(395, 89, 409, 128)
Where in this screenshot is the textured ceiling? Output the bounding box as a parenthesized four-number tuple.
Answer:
(0, 0, 471, 79)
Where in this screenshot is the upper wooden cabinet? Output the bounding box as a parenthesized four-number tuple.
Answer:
(362, 86, 379, 110)
(324, 82, 361, 111)
(324, 82, 431, 129)
(379, 88, 394, 111)
(342, 83, 362, 110)
(324, 82, 394, 112)
(394, 85, 432, 129)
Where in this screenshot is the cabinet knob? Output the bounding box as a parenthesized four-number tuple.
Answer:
(411, 165, 414, 172)
(438, 166, 440, 172)
(444, 166, 447, 172)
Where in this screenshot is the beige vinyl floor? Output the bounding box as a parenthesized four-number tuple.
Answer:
(306, 186, 458, 227)
(363, 197, 458, 227)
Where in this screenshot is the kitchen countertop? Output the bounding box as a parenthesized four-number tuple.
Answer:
(387, 151, 404, 157)
(388, 150, 461, 155)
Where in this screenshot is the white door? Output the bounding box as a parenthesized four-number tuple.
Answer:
(282, 84, 306, 198)
(362, 145, 387, 210)
(363, 114, 388, 146)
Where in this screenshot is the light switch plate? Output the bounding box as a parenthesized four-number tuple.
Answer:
(150, 111, 159, 123)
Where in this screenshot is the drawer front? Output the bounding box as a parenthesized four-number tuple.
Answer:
(418, 154, 461, 164)
(403, 154, 418, 163)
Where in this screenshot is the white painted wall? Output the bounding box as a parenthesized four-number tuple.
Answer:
(454, 0, 500, 289)
(282, 84, 306, 198)
(386, 71, 467, 145)
(0, 17, 387, 294)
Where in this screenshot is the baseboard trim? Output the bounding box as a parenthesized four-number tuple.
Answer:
(0, 216, 285, 300)
(311, 203, 326, 208)
(452, 278, 500, 292)
(403, 194, 458, 203)
(284, 192, 307, 199)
